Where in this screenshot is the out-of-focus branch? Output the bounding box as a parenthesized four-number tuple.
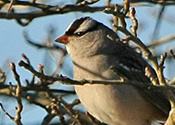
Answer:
(0, 69, 6, 84)
(23, 31, 68, 76)
(130, 0, 175, 5)
(151, 5, 165, 43)
(24, 31, 66, 52)
(0, 5, 115, 20)
(147, 34, 175, 48)
(7, 0, 16, 13)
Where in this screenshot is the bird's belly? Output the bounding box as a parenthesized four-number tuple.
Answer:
(75, 84, 161, 125)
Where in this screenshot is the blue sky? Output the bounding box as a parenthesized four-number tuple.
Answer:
(0, 1, 175, 124)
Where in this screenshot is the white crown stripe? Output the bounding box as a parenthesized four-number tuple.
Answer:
(74, 18, 97, 34)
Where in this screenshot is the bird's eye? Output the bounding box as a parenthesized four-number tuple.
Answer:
(74, 32, 85, 36)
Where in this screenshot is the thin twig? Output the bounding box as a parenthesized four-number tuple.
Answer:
(10, 62, 23, 125)
(58, 96, 83, 125)
(0, 103, 14, 120)
(41, 114, 56, 125)
(170, 49, 175, 59)
(51, 99, 67, 125)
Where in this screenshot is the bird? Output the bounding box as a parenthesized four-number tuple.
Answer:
(55, 17, 170, 125)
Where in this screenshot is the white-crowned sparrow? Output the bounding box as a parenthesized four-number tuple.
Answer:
(55, 17, 170, 125)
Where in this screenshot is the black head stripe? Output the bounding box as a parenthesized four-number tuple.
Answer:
(66, 17, 90, 35)
(65, 17, 99, 36)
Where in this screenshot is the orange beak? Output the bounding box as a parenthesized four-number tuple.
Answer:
(55, 34, 69, 44)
